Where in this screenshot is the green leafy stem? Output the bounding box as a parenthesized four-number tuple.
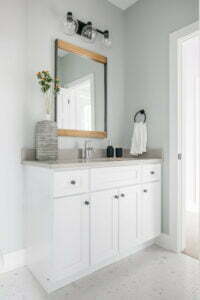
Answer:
(36, 70, 60, 94)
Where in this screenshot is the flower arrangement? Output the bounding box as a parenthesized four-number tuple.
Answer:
(36, 70, 60, 118)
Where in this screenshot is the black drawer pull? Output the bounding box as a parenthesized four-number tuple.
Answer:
(114, 195, 119, 199)
(143, 189, 148, 193)
(121, 193, 125, 198)
(150, 171, 155, 175)
(84, 201, 90, 206)
(70, 180, 76, 185)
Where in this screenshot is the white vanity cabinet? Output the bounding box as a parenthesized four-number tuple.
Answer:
(138, 182, 161, 241)
(52, 194, 90, 282)
(24, 160, 161, 292)
(90, 189, 118, 265)
(118, 186, 140, 253)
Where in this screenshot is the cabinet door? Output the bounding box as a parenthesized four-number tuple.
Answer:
(52, 195, 89, 281)
(119, 186, 140, 253)
(91, 189, 118, 265)
(138, 182, 161, 241)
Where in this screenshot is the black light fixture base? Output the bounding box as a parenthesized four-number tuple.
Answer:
(76, 20, 87, 35)
(76, 19, 107, 39)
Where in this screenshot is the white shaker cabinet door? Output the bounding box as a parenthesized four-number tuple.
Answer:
(90, 189, 118, 266)
(119, 186, 140, 253)
(138, 182, 161, 241)
(52, 194, 90, 281)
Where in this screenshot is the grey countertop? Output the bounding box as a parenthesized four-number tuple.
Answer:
(22, 157, 162, 170)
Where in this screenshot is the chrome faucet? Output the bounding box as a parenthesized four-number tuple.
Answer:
(83, 140, 94, 160)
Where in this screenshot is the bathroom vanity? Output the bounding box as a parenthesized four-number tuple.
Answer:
(24, 158, 161, 292)
(23, 38, 162, 293)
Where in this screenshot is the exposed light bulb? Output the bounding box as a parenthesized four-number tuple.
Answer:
(63, 12, 78, 36)
(81, 22, 97, 43)
(103, 30, 112, 47)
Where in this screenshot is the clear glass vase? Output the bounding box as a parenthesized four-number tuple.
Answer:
(44, 89, 53, 121)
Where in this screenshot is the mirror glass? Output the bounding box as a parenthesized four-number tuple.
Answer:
(55, 41, 107, 136)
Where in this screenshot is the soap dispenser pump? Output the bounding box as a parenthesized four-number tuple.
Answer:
(106, 140, 114, 158)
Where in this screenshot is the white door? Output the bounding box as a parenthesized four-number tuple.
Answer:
(138, 182, 161, 241)
(169, 22, 200, 254)
(119, 186, 140, 253)
(178, 33, 200, 258)
(52, 195, 90, 281)
(91, 189, 118, 265)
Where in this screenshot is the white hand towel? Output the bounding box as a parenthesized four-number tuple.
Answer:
(130, 122, 147, 156)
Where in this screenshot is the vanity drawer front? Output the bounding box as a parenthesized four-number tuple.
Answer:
(54, 170, 89, 197)
(142, 164, 161, 183)
(91, 166, 142, 191)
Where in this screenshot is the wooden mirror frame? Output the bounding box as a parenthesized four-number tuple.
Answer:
(55, 39, 107, 139)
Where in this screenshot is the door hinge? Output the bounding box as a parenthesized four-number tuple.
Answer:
(178, 153, 182, 160)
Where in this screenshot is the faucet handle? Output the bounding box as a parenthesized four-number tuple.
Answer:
(83, 140, 94, 160)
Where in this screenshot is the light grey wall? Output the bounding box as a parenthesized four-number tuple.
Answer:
(0, 0, 124, 255)
(1, 0, 199, 255)
(27, 0, 125, 150)
(123, 0, 198, 233)
(58, 53, 105, 131)
(0, 0, 27, 253)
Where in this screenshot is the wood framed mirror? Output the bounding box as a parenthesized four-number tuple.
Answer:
(55, 39, 107, 138)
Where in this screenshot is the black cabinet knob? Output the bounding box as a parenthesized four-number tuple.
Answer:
(70, 180, 76, 185)
(150, 171, 155, 175)
(121, 193, 125, 198)
(84, 201, 90, 206)
(143, 189, 148, 193)
(114, 195, 119, 199)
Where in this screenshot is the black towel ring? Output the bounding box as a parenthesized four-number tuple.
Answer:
(134, 109, 146, 123)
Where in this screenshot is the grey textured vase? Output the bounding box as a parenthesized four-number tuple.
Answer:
(35, 120, 58, 161)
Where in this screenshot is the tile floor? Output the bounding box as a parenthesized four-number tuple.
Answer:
(1, 246, 200, 300)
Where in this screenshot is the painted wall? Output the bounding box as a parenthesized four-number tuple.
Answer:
(0, 0, 27, 253)
(1, 0, 198, 255)
(27, 0, 125, 150)
(123, 0, 198, 233)
(0, 0, 124, 254)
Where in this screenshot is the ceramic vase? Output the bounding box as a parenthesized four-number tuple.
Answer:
(35, 118, 58, 161)
(35, 89, 58, 161)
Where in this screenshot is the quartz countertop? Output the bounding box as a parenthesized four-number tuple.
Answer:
(22, 157, 162, 170)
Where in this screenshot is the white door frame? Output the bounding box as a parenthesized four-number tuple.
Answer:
(169, 22, 199, 252)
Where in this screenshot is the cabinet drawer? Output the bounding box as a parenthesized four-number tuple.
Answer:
(142, 164, 161, 183)
(54, 170, 89, 197)
(91, 166, 142, 191)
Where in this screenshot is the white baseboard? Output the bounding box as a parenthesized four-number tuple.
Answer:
(0, 235, 176, 277)
(0, 235, 177, 277)
(0, 249, 26, 274)
(155, 234, 176, 252)
(30, 238, 156, 293)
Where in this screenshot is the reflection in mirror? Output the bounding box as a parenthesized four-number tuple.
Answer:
(55, 41, 107, 138)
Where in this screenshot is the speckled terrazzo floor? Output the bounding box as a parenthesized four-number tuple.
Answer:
(1, 245, 200, 300)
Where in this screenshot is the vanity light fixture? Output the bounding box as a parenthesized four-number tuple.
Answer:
(81, 22, 97, 43)
(63, 12, 111, 47)
(103, 30, 112, 47)
(63, 12, 78, 36)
